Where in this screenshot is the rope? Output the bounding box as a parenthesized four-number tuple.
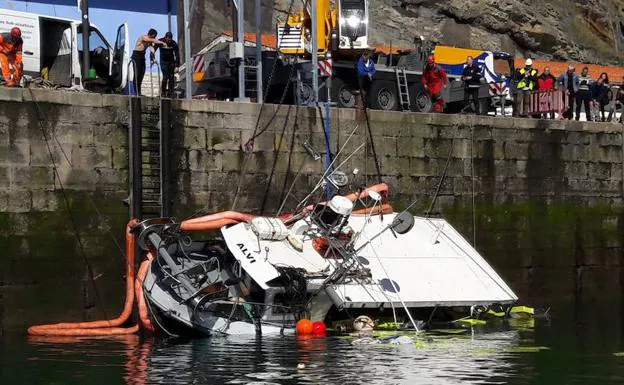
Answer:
(26, 88, 127, 260)
(362, 101, 383, 182)
(230, 0, 299, 211)
(260, 104, 292, 214)
(471, 125, 477, 246)
(425, 145, 453, 218)
(27, 87, 108, 320)
(276, 106, 300, 212)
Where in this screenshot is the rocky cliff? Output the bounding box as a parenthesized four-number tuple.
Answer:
(179, 0, 624, 64)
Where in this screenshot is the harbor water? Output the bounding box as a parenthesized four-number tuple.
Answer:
(1, 298, 624, 384)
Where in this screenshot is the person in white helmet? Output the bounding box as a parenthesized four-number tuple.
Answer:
(513, 58, 538, 116)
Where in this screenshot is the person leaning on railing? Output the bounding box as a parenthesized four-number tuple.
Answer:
(556, 65, 579, 120)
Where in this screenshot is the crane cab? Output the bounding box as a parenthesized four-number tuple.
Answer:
(276, 0, 369, 59)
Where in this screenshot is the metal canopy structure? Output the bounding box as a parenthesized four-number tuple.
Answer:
(14, 0, 176, 14)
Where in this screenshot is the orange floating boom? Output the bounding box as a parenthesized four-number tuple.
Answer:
(27, 219, 142, 336)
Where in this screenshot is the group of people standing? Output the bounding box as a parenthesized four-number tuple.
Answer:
(514, 59, 616, 121)
(132, 29, 180, 97)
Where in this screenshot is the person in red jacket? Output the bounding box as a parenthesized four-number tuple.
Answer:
(422, 55, 447, 113)
(537, 66, 556, 119)
(0, 27, 23, 87)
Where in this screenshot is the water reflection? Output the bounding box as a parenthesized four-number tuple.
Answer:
(3, 317, 623, 385)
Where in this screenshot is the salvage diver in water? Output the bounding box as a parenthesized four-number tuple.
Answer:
(131, 28, 167, 95)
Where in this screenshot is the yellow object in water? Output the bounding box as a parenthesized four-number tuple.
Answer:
(376, 322, 403, 330)
(613, 352, 624, 357)
(486, 309, 506, 318)
(457, 318, 487, 326)
(509, 306, 535, 319)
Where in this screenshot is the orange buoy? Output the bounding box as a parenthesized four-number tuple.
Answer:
(312, 321, 327, 336)
(296, 319, 313, 335)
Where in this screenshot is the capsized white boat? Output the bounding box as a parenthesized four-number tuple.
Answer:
(137, 178, 517, 336)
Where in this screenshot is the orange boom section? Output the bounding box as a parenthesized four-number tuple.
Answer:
(27, 219, 142, 336)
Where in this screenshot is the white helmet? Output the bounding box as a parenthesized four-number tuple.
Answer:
(525, 58, 533, 66)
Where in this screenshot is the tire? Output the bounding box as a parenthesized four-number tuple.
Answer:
(370, 81, 398, 111)
(297, 82, 314, 106)
(331, 77, 356, 108)
(409, 84, 432, 112)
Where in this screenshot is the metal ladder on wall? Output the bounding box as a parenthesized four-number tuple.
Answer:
(395, 68, 410, 111)
(129, 96, 172, 220)
(141, 99, 162, 217)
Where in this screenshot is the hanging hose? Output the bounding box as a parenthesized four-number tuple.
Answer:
(27, 219, 141, 336)
(136, 252, 155, 333)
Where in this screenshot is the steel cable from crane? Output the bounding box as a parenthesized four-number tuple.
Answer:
(276, 99, 300, 213)
(260, 104, 293, 214)
(358, 82, 383, 183)
(231, 0, 299, 210)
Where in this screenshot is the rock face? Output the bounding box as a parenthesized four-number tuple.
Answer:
(179, 0, 624, 64)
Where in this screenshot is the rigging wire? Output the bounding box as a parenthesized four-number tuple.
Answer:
(26, 90, 126, 260)
(276, 104, 300, 211)
(27, 87, 108, 320)
(471, 124, 477, 246)
(361, 101, 383, 183)
(425, 144, 453, 218)
(260, 104, 293, 214)
(231, 0, 299, 211)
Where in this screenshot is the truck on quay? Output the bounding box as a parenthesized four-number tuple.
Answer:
(0, 8, 131, 92)
(184, 0, 514, 113)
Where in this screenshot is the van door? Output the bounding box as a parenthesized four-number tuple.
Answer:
(111, 23, 130, 90)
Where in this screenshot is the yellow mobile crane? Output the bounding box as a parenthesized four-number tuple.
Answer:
(276, 0, 369, 58)
(192, 0, 510, 112)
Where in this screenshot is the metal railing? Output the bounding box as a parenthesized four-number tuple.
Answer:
(149, 62, 162, 98)
(515, 89, 570, 118)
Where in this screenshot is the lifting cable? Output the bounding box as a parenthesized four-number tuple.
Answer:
(260, 104, 292, 214)
(231, 0, 299, 210)
(357, 79, 383, 182)
(277, 102, 300, 211)
(27, 87, 109, 320)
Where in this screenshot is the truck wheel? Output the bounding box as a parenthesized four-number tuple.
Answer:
(370, 81, 398, 111)
(297, 82, 314, 106)
(331, 78, 356, 108)
(409, 85, 432, 112)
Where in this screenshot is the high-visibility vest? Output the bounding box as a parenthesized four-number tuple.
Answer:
(517, 68, 537, 90)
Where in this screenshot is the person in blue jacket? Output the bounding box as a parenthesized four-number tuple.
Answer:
(357, 50, 376, 107)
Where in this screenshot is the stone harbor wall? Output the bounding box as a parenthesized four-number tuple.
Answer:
(1, 88, 623, 331)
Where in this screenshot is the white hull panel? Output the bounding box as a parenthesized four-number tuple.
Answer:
(222, 213, 517, 310)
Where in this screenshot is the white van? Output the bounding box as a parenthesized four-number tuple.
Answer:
(0, 9, 130, 92)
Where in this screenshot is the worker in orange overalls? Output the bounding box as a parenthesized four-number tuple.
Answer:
(0, 27, 23, 87)
(422, 55, 448, 113)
